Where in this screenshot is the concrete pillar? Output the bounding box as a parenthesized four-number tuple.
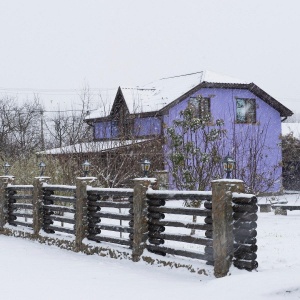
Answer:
(0, 176, 14, 231)
(211, 179, 245, 278)
(32, 177, 50, 236)
(132, 178, 152, 262)
(274, 207, 287, 215)
(260, 204, 271, 213)
(74, 177, 96, 252)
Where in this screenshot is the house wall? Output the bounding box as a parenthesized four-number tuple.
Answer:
(134, 117, 161, 136)
(94, 121, 112, 139)
(163, 88, 282, 193)
(94, 117, 162, 140)
(92, 86, 283, 193)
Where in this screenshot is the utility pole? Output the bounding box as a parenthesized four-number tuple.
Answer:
(40, 110, 45, 151)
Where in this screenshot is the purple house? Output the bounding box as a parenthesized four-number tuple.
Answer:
(85, 71, 293, 193)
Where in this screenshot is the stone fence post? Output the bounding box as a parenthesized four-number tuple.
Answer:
(32, 177, 50, 237)
(211, 179, 245, 278)
(0, 176, 14, 231)
(74, 177, 96, 252)
(132, 178, 154, 262)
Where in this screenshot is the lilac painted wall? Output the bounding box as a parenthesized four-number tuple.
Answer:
(94, 116, 161, 140)
(163, 88, 282, 193)
(134, 117, 161, 136)
(94, 121, 112, 139)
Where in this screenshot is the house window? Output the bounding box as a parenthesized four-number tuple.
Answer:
(188, 96, 211, 121)
(236, 98, 256, 123)
(199, 97, 211, 120)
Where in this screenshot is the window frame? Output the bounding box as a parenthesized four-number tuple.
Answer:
(199, 97, 211, 120)
(188, 96, 212, 123)
(236, 98, 256, 124)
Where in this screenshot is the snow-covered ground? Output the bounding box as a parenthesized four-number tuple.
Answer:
(0, 193, 300, 300)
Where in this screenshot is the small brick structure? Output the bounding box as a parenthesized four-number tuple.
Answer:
(258, 204, 272, 213)
(273, 205, 300, 215)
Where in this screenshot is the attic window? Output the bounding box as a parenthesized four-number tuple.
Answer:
(236, 98, 256, 123)
(199, 97, 211, 120)
(189, 96, 211, 121)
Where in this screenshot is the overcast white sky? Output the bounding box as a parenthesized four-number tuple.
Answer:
(1, 0, 300, 114)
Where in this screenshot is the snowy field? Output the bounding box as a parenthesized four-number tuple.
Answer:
(0, 193, 300, 300)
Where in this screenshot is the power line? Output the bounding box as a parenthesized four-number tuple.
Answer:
(0, 86, 118, 92)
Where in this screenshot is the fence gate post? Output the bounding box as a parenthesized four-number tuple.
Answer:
(33, 177, 49, 237)
(0, 176, 13, 231)
(75, 177, 97, 252)
(211, 179, 244, 278)
(132, 178, 152, 262)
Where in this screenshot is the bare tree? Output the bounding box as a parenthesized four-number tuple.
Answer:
(45, 86, 93, 148)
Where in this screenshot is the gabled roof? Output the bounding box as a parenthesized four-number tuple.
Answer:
(85, 71, 293, 120)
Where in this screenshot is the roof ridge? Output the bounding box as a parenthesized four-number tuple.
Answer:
(121, 87, 156, 91)
(159, 71, 203, 80)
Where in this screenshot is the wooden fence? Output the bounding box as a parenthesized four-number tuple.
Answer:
(0, 176, 258, 278)
(7, 185, 34, 228)
(146, 190, 213, 263)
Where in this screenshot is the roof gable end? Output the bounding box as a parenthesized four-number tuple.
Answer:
(110, 87, 129, 117)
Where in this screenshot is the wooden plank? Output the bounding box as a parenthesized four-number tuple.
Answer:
(11, 195, 33, 200)
(233, 259, 258, 270)
(233, 204, 258, 213)
(43, 205, 75, 213)
(43, 185, 76, 192)
(147, 244, 211, 261)
(7, 185, 34, 191)
(232, 196, 257, 205)
(50, 215, 76, 224)
(11, 203, 33, 209)
(87, 188, 133, 197)
(90, 201, 132, 209)
(92, 212, 132, 221)
(12, 212, 33, 219)
(148, 206, 211, 217)
(44, 195, 75, 203)
(149, 232, 213, 246)
(47, 225, 75, 234)
(88, 235, 131, 246)
(13, 220, 33, 228)
(95, 224, 133, 233)
(149, 219, 212, 231)
(146, 191, 212, 201)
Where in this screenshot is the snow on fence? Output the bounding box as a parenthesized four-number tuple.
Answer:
(0, 176, 258, 278)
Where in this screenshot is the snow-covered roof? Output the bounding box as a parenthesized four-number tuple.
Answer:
(85, 70, 249, 119)
(282, 123, 300, 139)
(38, 139, 150, 155)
